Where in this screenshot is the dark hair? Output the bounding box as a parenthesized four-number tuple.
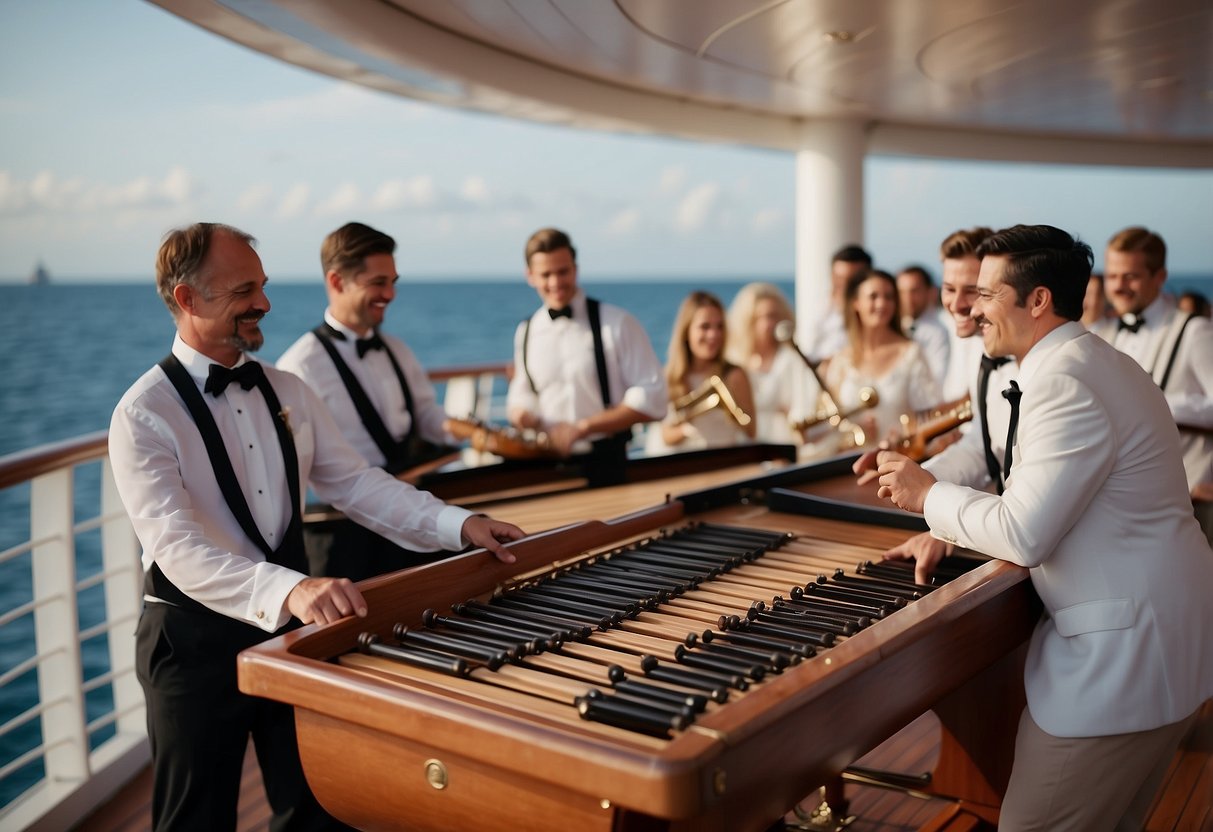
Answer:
(1179, 290, 1211, 318)
(975, 225, 1092, 321)
(1107, 226, 1166, 273)
(939, 227, 995, 260)
(321, 222, 395, 277)
(525, 228, 576, 265)
(898, 265, 934, 289)
(156, 223, 255, 315)
(832, 244, 872, 267)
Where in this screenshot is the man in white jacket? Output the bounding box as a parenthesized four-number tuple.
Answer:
(856, 224, 1213, 831)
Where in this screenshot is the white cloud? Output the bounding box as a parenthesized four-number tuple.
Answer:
(606, 208, 640, 235)
(0, 167, 197, 215)
(658, 165, 686, 196)
(235, 183, 274, 213)
(674, 182, 720, 232)
(751, 207, 784, 233)
(315, 182, 362, 216)
(461, 176, 490, 204)
(276, 183, 310, 219)
(370, 176, 437, 211)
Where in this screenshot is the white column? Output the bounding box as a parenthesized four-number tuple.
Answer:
(793, 119, 866, 356)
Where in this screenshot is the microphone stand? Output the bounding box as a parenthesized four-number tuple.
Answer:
(774, 320, 829, 392)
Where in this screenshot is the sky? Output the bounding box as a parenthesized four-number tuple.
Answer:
(1, 1, 1211, 284)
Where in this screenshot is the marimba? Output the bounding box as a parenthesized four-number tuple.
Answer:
(241, 456, 1037, 831)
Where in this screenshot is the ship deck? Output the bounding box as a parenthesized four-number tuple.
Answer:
(78, 699, 1213, 831)
(71, 458, 1213, 831)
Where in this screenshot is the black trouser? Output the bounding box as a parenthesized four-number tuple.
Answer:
(135, 603, 353, 832)
(583, 433, 631, 487)
(304, 518, 452, 582)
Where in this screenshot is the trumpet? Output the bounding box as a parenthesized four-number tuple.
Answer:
(790, 386, 880, 437)
(672, 375, 752, 429)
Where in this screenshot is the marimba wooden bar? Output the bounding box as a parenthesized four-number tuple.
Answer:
(240, 456, 1038, 831)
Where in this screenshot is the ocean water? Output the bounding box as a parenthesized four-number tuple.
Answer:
(1, 272, 1211, 805)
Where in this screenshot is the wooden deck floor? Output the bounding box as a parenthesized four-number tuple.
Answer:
(77, 700, 1212, 831)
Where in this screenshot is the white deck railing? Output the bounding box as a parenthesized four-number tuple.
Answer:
(0, 363, 510, 830)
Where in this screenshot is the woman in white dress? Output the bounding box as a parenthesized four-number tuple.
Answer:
(650, 291, 757, 453)
(725, 282, 822, 445)
(820, 269, 940, 450)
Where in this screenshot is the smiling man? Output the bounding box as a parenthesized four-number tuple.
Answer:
(507, 227, 667, 485)
(278, 222, 466, 579)
(110, 223, 523, 831)
(1093, 226, 1213, 544)
(861, 224, 1213, 831)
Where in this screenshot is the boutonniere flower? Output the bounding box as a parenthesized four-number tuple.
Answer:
(278, 406, 293, 436)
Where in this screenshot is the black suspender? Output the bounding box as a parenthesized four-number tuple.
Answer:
(158, 355, 304, 564)
(585, 298, 612, 409)
(1157, 312, 1196, 393)
(311, 324, 417, 469)
(151, 355, 306, 614)
(521, 297, 613, 408)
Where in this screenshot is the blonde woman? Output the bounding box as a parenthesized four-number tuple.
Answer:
(651, 291, 756, 452)
(725, 282, 822, 444)
(820, 270, 940, 448)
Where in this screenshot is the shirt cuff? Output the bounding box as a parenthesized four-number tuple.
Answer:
(437, 504, 476, 551)
(621, 387, 665, 420)
(923, 481, 963, 547)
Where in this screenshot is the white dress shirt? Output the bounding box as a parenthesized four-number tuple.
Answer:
(924, 347, 1018, 490)
(905, 313, 951, 387)
(507, 290, 667, 434)
(805, 308, 847, 364)
(276, 311, 451, 467)
(110, 336, 472, 632)
(924, 323, 1213, 737)
(751, 345, 824, 444)
(1093, 294, 1213, 491)
(941, 328, 983, 403)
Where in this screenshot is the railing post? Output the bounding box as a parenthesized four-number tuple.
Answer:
(100, 459, 145, 736)
(30, 469, 89, 794)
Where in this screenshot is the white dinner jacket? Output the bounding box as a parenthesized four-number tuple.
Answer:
(924, 323, 1213, 738)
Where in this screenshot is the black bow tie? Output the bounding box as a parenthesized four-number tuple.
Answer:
(980, 354, 1012, 372)
(548, 306, 572, 320)
(355, 333, 385, 358)
(1117, 314, 1144, 334)
(205, 361, 265, 397)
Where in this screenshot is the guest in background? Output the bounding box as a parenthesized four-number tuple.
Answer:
(652, 290, 756, 452)
(507, 227, 667, 485)
(937, 227, 997, 402)
(820, 269, 940, 450)
(1081, 272, 1110, 327)
(855, 226, 1016, 575)
(278, 222, 461, 580)
(724, 281, 822, 445)
(1093, 226, 1213, 544)
(896, 265, 950, 383)
(1178, 289, 1211, 318)
(805, 244, 872, 364)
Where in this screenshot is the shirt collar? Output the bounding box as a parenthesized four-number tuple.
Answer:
(171, 334, 254, 381)
(544, 289, 586, 320)
(1016, 321, 1085, 389)
(323, 309, 365, 340)
(1137, 292, 1174, 327)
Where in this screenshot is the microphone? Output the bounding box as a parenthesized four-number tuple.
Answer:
(774, 320, 817, 371)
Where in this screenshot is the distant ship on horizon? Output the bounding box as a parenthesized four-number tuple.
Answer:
(28, 261, 50, 285)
